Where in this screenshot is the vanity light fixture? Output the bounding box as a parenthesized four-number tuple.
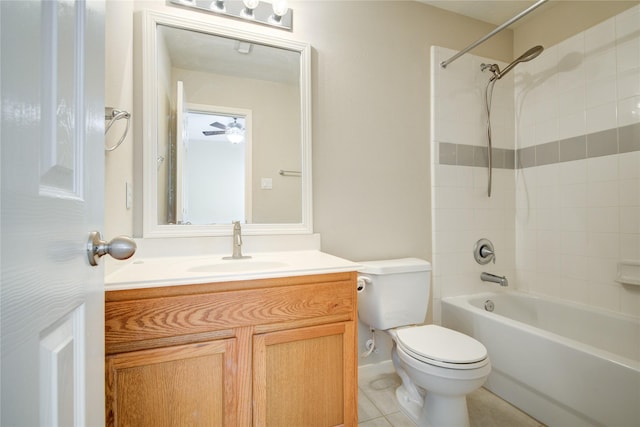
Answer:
(169, 0, 293, 31)
(268, 0, 288, 24)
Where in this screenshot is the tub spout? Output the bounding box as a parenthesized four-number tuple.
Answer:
(481, 272, 508, 287)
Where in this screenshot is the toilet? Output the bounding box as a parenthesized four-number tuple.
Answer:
(358, 258, 490, 427)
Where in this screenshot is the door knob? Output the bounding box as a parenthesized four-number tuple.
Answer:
(87, 231, 136, 266)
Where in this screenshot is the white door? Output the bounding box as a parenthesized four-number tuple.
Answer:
(1, 1, 106, 425)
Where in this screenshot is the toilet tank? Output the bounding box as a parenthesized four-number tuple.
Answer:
(357, 258, 432, 330)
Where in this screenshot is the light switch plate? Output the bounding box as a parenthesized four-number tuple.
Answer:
(261, 178, 273, 190)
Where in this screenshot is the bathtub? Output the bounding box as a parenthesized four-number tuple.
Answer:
(442, 291, 640, 427)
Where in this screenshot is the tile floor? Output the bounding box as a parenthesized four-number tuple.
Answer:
(358, 363, 545, 427)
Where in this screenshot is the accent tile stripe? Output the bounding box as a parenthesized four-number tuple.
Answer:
(619, 124, 640, 153)
(536, 141, 559, 166)
(587, 128, 618, 158)
(438, 123, 639, 169)
(559, 135, 586, 162)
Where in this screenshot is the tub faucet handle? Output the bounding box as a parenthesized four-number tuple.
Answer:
(480, 245, 495, 263)
(474, 238, 496, 264)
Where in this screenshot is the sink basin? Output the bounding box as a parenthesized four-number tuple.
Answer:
(187, 260, 288, 273)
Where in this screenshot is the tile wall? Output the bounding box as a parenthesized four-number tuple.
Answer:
(431, 5, 640, 321)
(431, 47, 516, 323)
(513, 5, 640, 316)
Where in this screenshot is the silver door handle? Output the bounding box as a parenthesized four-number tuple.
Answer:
(87, 231, 136, 266)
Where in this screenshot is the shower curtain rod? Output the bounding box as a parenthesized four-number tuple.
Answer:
(440, 0, 548, 69)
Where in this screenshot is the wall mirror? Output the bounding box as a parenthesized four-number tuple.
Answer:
(136, 10, 312, 237)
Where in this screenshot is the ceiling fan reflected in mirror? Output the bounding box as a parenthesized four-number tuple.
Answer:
(202, 117, 245, 143)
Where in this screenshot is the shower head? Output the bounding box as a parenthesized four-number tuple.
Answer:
(489, 45, 544, 81)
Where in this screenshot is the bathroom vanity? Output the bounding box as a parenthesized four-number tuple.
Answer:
(105, 8, 356, 425)
(105, 251, 358, 426)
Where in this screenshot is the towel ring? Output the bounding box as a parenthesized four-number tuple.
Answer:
(105, 107, 131, 152)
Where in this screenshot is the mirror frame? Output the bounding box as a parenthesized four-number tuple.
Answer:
(135, 10, 312, 237)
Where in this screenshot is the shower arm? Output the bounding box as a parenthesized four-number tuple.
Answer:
(440, 0, 548, 69)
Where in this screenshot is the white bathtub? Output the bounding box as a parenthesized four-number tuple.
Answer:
(442, 291, 640, 427)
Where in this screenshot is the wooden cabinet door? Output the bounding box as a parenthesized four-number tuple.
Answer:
(106, 339, 237, 427)
(253, 322, 357, 427)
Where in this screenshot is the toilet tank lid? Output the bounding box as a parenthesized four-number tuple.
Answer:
(358, 258, 432, 274)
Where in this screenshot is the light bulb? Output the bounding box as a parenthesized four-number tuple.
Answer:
(272, 0, 288, 16)
(226, 129, 244, 144)
(242, 0, 259, 9)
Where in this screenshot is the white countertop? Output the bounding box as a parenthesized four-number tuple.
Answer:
(105, 250, 360, 291)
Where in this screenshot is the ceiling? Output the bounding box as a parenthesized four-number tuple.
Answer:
(159, 24, 300, 85)
(417, 1, 546, 26)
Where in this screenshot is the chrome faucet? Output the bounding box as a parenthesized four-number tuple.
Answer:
(481, 272, 508, 287)
(223, 221, 251, 260)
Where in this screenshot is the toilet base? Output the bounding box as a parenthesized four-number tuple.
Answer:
(386, 328, 489, 427)
(396, 384, 471, 427)
(395, 385, 424, 425)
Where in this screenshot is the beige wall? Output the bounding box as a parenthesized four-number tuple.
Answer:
(105, 0, 135, 240)
(297, 1, 512, 262)
(514, 0, 639, 53)
(105, 0, 512, 263)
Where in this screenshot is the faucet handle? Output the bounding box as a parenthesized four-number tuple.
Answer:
(480, 245, 495, 263)
(474, 238, 496, 265)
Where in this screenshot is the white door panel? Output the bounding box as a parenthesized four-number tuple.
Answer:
(1, 1, 105, 425)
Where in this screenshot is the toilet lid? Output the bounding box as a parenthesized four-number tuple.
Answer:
(396, 325, 487, 365)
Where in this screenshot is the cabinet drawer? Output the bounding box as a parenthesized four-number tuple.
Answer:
(106, 277, 355, 353)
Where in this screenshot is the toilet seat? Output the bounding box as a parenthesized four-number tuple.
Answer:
(395, 324, 488, 370)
